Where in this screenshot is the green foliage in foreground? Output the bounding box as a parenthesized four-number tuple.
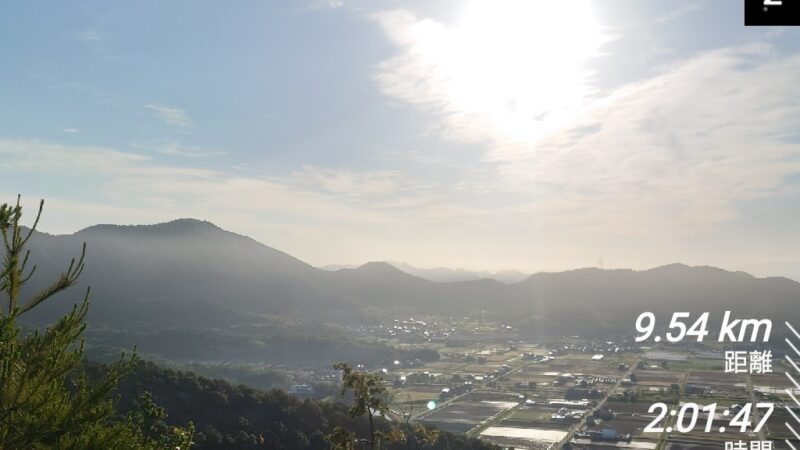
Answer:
(0, 198, 192, 449)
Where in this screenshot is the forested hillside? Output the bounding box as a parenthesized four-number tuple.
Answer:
(98, 360, 498, 450)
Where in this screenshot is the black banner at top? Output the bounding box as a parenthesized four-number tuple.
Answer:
(745, 0, 800, 25)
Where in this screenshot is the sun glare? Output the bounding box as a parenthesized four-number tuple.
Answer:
(412, 0, 607, 145)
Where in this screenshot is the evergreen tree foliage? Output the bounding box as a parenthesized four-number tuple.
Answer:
(0, 198, 191, 449)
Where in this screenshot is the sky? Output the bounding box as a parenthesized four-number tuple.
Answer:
(1, 0, 799, 279)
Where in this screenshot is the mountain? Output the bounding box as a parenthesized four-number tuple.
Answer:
(507, 264, 800, 336)
(22, 219, 351, 327)
(20, 219, 800, 340)
(323, 262, 528, 283)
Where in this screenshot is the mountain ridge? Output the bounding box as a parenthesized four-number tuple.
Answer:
(38, 219, 796, 284)
(19, 218, 800, 338)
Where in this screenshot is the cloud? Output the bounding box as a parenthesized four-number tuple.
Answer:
(491, 44, 800, 235)
(61, 128, 79, 134)
(73, 29, 100, 43)
(131, 139, 226, 158)
(0, 138, 453, 239)
(654, 2, 703, 23)
(0, 139, 152, 174)
(293, 165, 410, 198)
(145, 104, 193, 128)
(373, 7, 800, 237)
(304, 0, 343, 11)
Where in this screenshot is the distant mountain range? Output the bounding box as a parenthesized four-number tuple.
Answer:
(21, 219, 800, 338)
(323, 262, 528, 283)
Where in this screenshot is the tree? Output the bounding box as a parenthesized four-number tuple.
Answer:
(332, 362, 404, 450)
(327, 426, 357, 450)
(128, 391, 196, 449)
(416, 425, 439, 449)
(0, 197, 191, 449)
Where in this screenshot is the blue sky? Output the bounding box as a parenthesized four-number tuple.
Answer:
(1, 0, 799, 279)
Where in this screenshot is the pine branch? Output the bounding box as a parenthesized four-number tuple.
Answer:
(18, 245, 86, 316)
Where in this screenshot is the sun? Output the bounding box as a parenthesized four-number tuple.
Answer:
(410, 0, 608, 145)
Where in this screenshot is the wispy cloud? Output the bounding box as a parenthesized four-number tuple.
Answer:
(374, 7, 800, 236)
(293, 165, 410, 198)
(654, 2, 703, 23)
(491, 44, 800, 235)
(131, 139, 225, 158)
(72, 29, 100, 43)
(304, 0, 344, 11)
(0, 139, 456, 265)
(145, 104, 193, 128)
(61, 128, 79, 134)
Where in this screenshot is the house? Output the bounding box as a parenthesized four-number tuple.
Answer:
(551, 407, 584, 422)
(439, 387, 451, 400)
(549, 399, 590, 408)
(288, 385, 316, 396)
(685, 383, 713, 396)
(593, 407, 614, 420)
(565, 387, 604, 400)
(583, 428, 631, 443)
(558, 373, 575, 383)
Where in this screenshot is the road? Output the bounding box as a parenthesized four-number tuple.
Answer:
(555, 358, 641, 449)
(462, 358, 543, 437)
